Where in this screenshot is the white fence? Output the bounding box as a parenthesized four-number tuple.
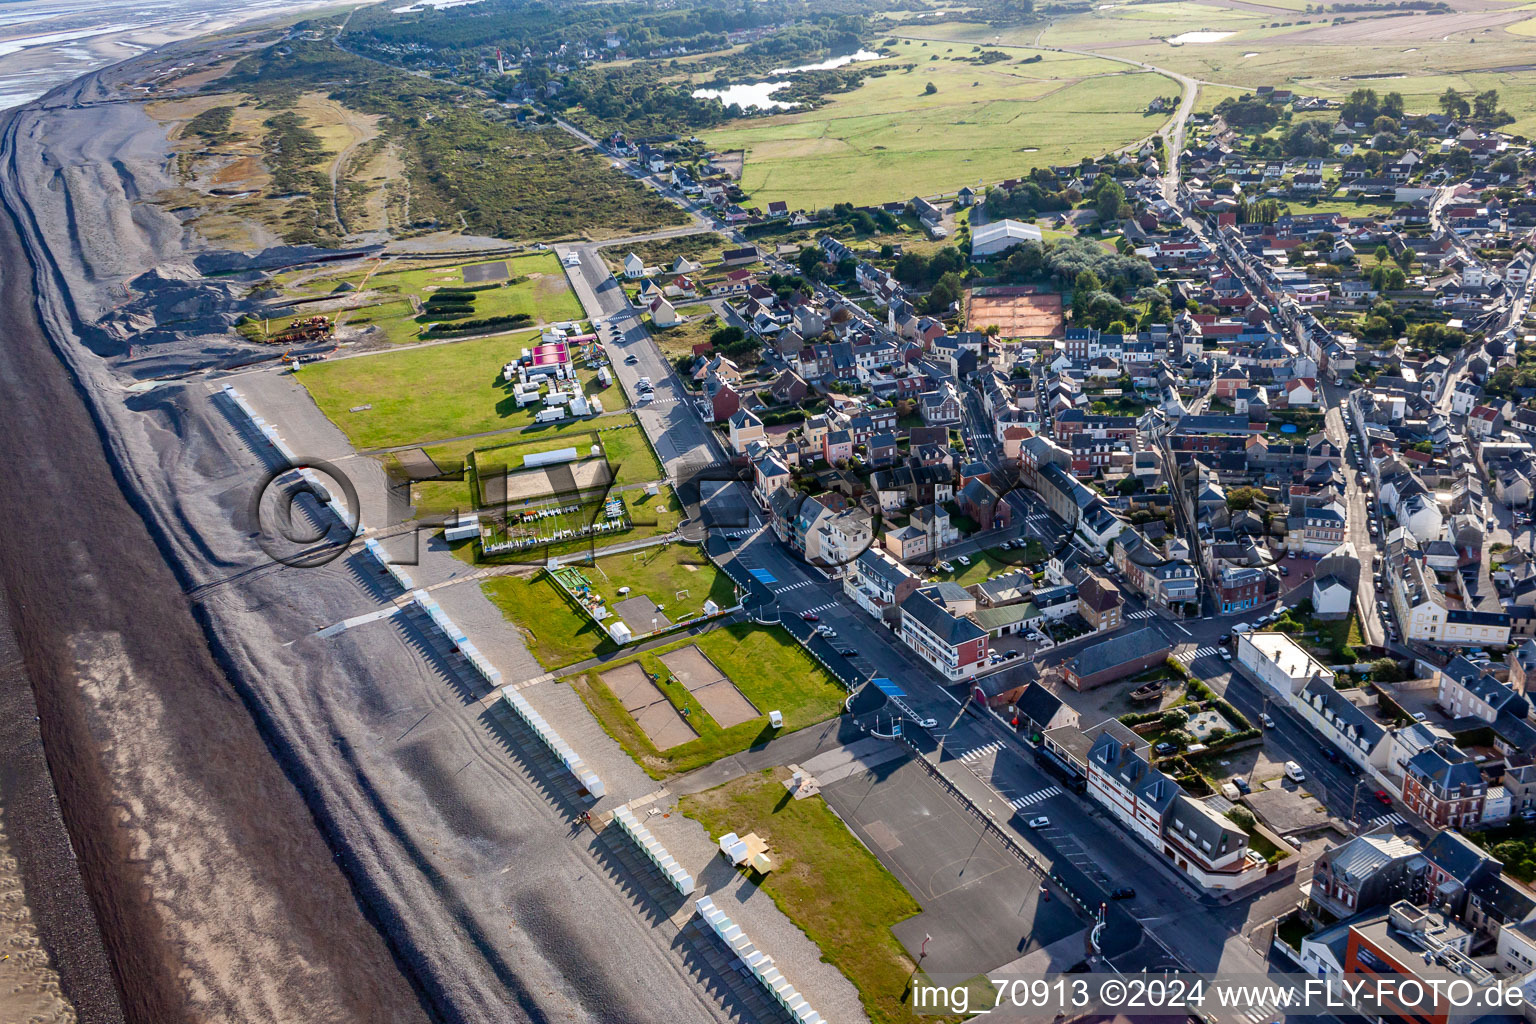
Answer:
(694, 896, 822, 1024)
(220, 385, 359, 533)
(499, 685, 605, 798)
(410, 590, 502, 689)
(363, 538, 415, 592)
(611, 805, 693, 895)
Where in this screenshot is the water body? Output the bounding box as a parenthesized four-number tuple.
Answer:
(692, 80, 799, 111)
(1167, 30, 1235, 42)
(0, 0, 355, 111)
(768, 48, 880, 75)
(693, 49, 881, 112)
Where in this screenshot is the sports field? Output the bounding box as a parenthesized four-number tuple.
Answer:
(704, 39, 1175, 208)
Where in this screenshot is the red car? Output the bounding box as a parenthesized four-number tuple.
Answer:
(801, 612, 819, 622)
(1374, 789, 1392, 806)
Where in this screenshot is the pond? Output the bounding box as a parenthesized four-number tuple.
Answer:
(690, 81, 800, 111)
(693, 49, 883, 112)
(768, 49, 881, 75)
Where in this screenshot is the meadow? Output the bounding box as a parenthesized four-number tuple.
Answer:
(910, 6, 1536, 138)
(704, 39, 1175, 208)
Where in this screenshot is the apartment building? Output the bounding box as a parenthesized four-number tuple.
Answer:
(898, 587, 989, 681)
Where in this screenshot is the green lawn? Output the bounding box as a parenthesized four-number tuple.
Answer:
(574, 624, 847, 775)
(680, 769, 938, 1024)
(480, 542, 737, 669)
(925, 549, 1034, 587)
(1285, 197, 1401, 220)
(704, 39, 1174, 208)
(297, 331, 629, 449)
(340, 252, 584, 324)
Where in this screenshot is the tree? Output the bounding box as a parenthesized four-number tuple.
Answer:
(1474, 89, 1501, 121)
(1074, 268, 1103, 294)
(1371, 115, 1398, 136)
(1374, 244, 1391, 265)
(924, 81, 937, 95)
(1093, 178, 1127, 223)
(1226, 486, 1265, 511)
(1440, 87, 1469, 118)
(797, 246, 823, 278)
(925, 270, 963, 313)
(709, 325, 744, 347)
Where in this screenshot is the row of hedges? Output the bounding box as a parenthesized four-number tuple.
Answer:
(421, 312, 533, 337)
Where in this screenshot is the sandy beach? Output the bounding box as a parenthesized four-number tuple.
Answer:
(0, 803, 76, 1024)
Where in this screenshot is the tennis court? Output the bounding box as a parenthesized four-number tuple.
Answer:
(968, 286, 1064, 339)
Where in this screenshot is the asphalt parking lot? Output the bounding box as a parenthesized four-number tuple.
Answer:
(821, 756, 1082, 976)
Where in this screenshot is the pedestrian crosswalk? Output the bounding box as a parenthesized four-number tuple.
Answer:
(1189, 645, 1223, 660)
(1126, 609, 1156, 621)
(773, 579, 815, 594)
(1367, 811, 1406, 829)
(959, 740, 1004, 763)
(801, 600, 839, 616)
(1023, 513, 1051, 525)
(1235, 1005, 1272, 1024)
(1008, 786, 1062, 810)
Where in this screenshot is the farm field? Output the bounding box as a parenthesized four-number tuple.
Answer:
(704, 39, 1174, 208)
(574, 625, 848, 775)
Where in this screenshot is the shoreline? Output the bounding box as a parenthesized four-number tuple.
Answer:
(0, 23, 783, 1024)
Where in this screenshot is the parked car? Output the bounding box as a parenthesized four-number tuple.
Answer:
(1284, 761, 1306, 783)
(956, 555, 971, 566)
(1232, 777, 1251, 795)
(1110, 887, 1136, 900)
(1280, 565, 1289, 577)
(819, 628, 837, 639)
(1374, 790, 1393, 806)
(940, 561, 954, 572)
(1153, 741, 1177, 756)
(1219, 650, 1233, 662)
(1259, 712, 1275, 729)
(1027, 816, 1050, 829)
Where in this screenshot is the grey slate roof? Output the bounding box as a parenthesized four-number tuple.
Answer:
(1067, 627, 1171, 679)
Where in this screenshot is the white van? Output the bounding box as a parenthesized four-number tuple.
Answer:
(1284, 761, 1306, 783)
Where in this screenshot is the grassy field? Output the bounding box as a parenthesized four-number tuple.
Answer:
(649, 306, 726, 362)
(480, 542, 736, 669)
(704, 39, 1173, 208)
(573, 624, 848, 775)
(924, 548, 1043, 587)
(402, 420, 665, 514)
(340, 253, 585, 325)
(297, 330, 618, 449)
(680, 769, 932, 1024)
(1284, 197, 1401, 219)
(907, 7, 1536, 137)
